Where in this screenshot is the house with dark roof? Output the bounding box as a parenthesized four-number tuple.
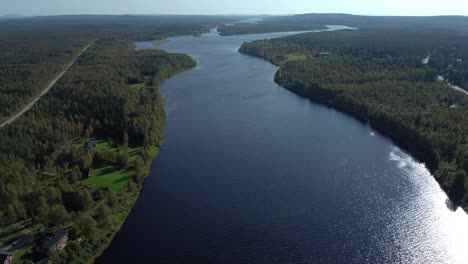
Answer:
(39, 229, 68, 254)
(0, 252, 13, 264)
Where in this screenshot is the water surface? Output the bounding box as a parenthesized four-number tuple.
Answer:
(100, 27, 468, 264)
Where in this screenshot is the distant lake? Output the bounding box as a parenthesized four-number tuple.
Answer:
(100, 27, 468, 264)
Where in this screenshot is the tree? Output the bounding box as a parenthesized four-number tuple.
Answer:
(7, 204, 17, 223)
(37, 196, 50, 225)
(123, 132, 129, 148)
(106, 191, 118, 208)
(0, 211, 5, 227)
(95, 203, 113, 227)
(79, 214, 98, 240)
(67, 166, 82, 183)
(14, 201, 27, 220)
(116, 152, 128, 169)
(48, 205, 71, 226)
(134, 156, 145, 176)
(80, 189, 94, 210)
(64, 189, 94, 211)
(46, 187, 62, 204)
(452, 170, 467, 205)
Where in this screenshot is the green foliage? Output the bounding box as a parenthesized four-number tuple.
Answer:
(63, 189, 94, 212)
(240, 28, 468, 208)
(78, 214, 98, 241)
(0, 15, 219, 263)
(218, 20, 324, 35)
(48, 205, 71, 226)
(94, 203, 113, 227)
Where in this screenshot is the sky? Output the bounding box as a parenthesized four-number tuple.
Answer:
(2, 0, 468, 16)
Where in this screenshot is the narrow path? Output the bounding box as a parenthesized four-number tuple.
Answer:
(0, 43, 93, 128)
(422, 53, 468, 96)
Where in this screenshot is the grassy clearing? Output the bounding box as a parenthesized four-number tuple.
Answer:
(129, 83, 145, 89)
(151, 39, 169, 46)
(283, 53, 308, 63)
(83, 166, 128, 192)
(74, 137, 159, 192)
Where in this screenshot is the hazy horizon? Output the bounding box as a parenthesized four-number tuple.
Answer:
(2, 0, 468, 17)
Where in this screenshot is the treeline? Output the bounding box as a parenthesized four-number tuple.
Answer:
(240, 28, 468, 210)
(218, 21, 325, 36)
(0, 15, 236, 121)
(229, 13, 468, 91)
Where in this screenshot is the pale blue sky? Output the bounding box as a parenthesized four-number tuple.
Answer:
(2, 0, 468, 16)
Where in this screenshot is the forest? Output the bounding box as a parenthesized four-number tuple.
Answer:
(0, 15, 234, 263)
(217, 18, 325, 35)
(0, 15, 239, 122)
(239, 27, 468, 210)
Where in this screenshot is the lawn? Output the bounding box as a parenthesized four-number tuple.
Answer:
(83, 165, 128, 193)
(72, 137, 115, 151)
(74, 137, 159, 192)
(283, 53, 308, 63)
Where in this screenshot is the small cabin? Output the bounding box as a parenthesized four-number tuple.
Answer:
(0, 252, 13, 264)
(83, 141, 97, 149)
(39, 229, 68, 254)
(316, 52, 331, 57)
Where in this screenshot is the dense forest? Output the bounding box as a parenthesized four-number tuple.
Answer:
(239, 27, 468, 210)
(0, 15, 235, 263)
(0, 15, 240, 122)
(225, 14, 468, 91)
(217, 19, 325, 35)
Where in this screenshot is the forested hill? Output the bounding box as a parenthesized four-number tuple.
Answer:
(0, 16, 235, 263)
(239, 28, 468, 211)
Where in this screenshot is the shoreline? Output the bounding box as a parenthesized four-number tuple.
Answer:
(240, 49, 466, 212)
(93, 60, 197, 263)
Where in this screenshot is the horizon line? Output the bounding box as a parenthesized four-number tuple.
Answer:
(2, 13, 468, 18)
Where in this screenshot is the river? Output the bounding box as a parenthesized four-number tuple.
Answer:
(99, 27, 468, 264)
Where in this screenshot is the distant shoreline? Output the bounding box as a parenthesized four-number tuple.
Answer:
(151, 39, 169, 46)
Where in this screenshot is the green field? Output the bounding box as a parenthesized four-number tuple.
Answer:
(283, 53, 308, 63)
(74, 137, 158, 192)
(83, 165, 128, 192)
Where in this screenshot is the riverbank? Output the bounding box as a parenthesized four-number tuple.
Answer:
(100, 27, 468, 264)
(0, 41, 197, 263)
(239, 30, 468, 211)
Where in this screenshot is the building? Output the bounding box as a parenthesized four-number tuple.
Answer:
(81, 168, 92, 178)
(83, 140, 97, 149)
(316, 52, 331, 57)
(39, 229, 68, 254)
(0, 252, 13, 264)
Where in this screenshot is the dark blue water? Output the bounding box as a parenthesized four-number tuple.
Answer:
(100, 27, 468, 264)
